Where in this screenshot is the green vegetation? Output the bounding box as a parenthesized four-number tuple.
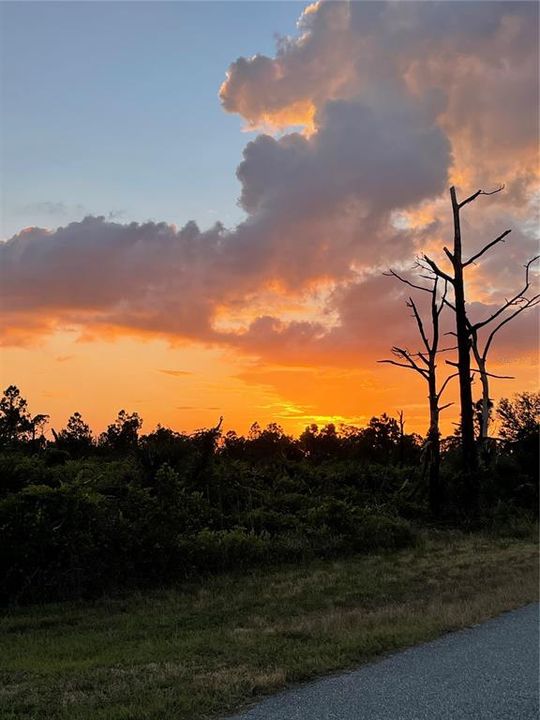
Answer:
(1, 534, 537, 720)
(1, 387, 539, 604)
(0, 387, 538, 718)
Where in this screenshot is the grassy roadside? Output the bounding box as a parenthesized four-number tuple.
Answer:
(1, 533, 538, 720)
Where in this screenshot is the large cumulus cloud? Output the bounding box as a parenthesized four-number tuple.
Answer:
(1, 0, 538, 370)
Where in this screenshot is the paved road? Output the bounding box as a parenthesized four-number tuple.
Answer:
(227, 603, 539, 720)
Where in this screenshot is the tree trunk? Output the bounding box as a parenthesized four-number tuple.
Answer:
(428, 430, 441, 517)
(468, 327, 490, 449)
(427, 374, 442, 517)
(450, 187, 478, 503)
(476, 356, 491, 462)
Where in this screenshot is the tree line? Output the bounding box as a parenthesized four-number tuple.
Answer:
(0, 384, 538, 604)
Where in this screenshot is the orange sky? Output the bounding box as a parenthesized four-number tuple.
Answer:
(1, 329, 537, 438)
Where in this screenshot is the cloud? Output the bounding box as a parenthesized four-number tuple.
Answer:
(159, 369, 194, 377)
(237, 97, 449, 218)
(1, 0, 538, 379)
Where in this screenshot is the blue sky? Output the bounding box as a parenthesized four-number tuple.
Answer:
(1, 1, 305, 238)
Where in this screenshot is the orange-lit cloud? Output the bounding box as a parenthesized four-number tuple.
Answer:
(1, 1, 538, 435)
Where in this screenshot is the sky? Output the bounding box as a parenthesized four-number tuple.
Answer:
(1, 1, 304, 236)
(1, 1, 539, 438)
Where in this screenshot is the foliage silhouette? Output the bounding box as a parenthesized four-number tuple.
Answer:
(0, 385, 537, 604)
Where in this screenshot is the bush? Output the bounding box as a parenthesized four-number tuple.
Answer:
(485, 502, 538, 539)
(0, 391, 534, 605)
(351, 511, 416, 551)
(179, 529, 271, 573)
(0, 483, 120, 602)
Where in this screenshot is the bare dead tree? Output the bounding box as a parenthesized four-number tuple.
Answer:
(379, 273, 456, 516)
(450, 256, 540, 454)
(420, 185, 512, 506)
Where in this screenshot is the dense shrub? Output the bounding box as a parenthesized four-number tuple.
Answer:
(485, 501, 538, 539)
(0, 450, 419, 603)
(0, 387, 537, 604)
(0, 483, 119, 602)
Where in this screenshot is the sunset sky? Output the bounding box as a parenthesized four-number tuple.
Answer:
(1, 1, 538, 438)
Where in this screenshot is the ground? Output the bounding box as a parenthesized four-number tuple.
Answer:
(1, 533, 538, 720)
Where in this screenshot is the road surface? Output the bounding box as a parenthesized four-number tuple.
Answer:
(227, 603, 539, 720)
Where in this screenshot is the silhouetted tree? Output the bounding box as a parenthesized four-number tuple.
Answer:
(299, 423, 340, 461)
(360, 414, 401, 461)
(420, 187, 504, 486)
(422, 187, 538, 474)
(497, 392, 540, 444)
(419, 185, 538, 512)
(0, 385, 33, 445)
(192, 416, 223, 504)
(138, 425, 194, 477)
(380, 274, 456, 516)
(465, 257, 539, 454)
(29, 413, 49, 448)
(497, 392, 540, 498)
(53, 412, 94, 456)
(99, 410, 143, 452)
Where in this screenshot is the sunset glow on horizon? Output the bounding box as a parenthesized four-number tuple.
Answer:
(1, 1, 538, 439)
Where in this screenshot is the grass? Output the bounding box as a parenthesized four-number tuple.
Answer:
(0, 532, 538, 720)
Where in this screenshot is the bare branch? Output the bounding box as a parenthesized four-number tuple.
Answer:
(378, 359, 414, 370)
(443, 247, 454, 265)
(458, 185, 505, 209)
(378, 359, 429, 378)
(410, 345, 455, 359)
(408, 297, 430, 353)
(443, 297, 456, 312)
(430, 275, 440, 354)
(421, 254, 454, 285)
(483, 293, 540, 359)
(439, 402, 454, 412)
(437, 279, 449, 318)
(436, 372, 459, 401)
(472, 255, 540, 332)
(471, 369, 515, 380)
(463, 229, 512, 267)
(379, 344, 433, 379)
(383, 269, 432, 293)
